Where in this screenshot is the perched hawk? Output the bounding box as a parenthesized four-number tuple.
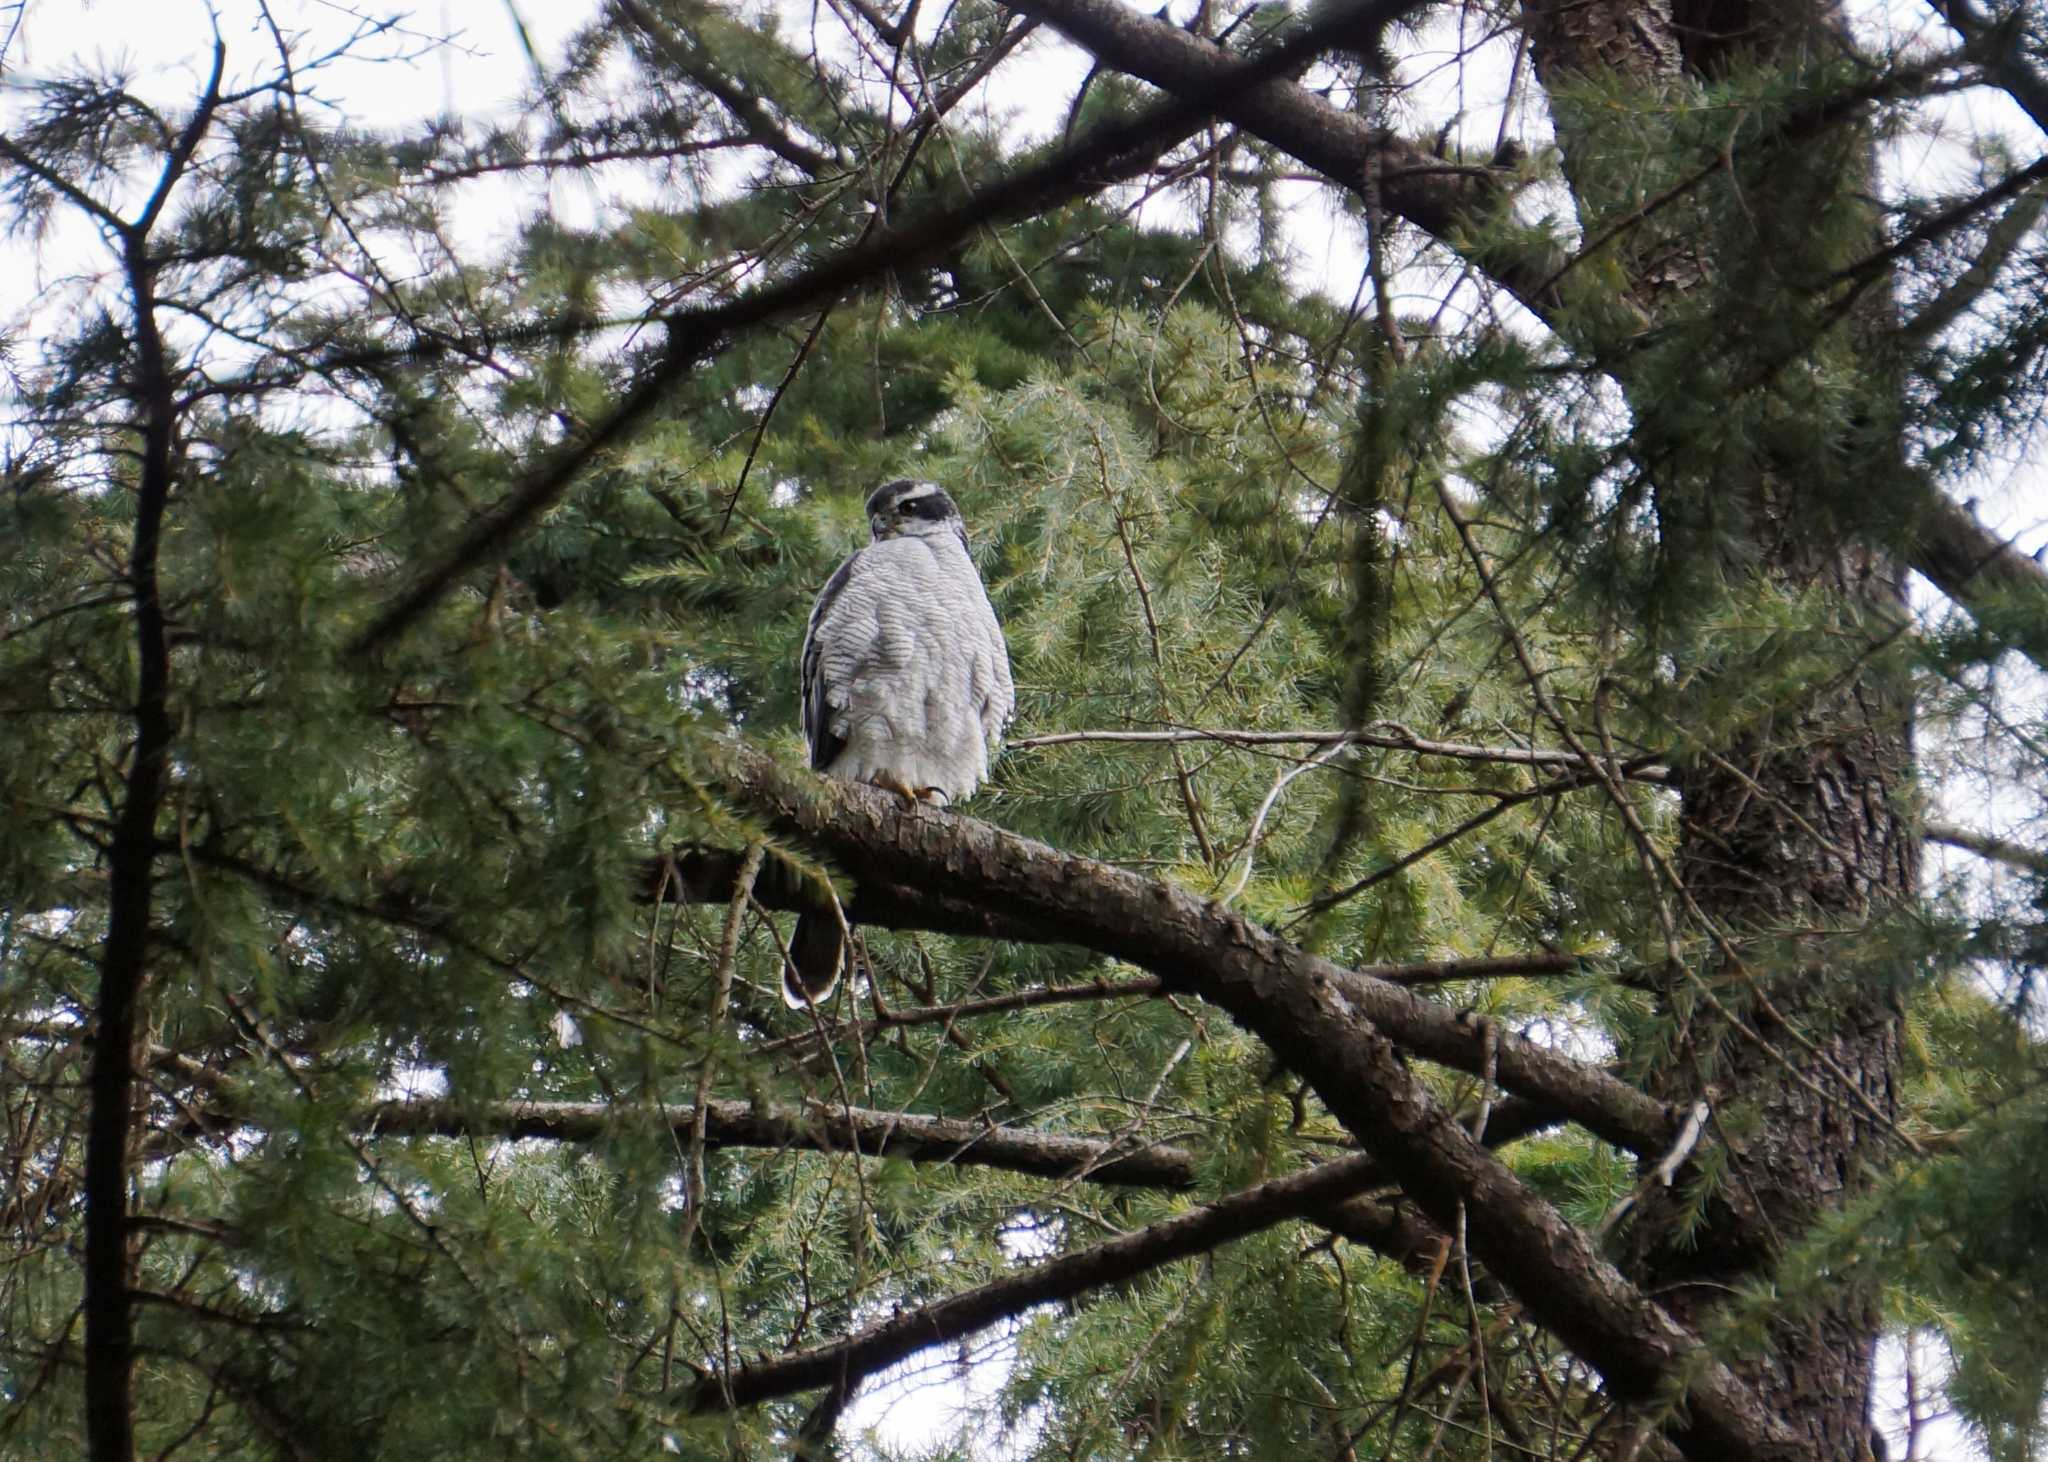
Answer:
(785, 479, 1014, 1007)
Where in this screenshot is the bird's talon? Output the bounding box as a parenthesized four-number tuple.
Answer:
(869, 773, 919, 807)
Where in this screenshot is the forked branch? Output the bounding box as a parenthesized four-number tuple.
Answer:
(707, 747, 1794, 1458)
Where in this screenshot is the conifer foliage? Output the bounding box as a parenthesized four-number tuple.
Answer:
(5, 0, 2048, 1457)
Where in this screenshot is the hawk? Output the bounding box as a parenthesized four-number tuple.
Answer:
(785, 479, 1015, 1007)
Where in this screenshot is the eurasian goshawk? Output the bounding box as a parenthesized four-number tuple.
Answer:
(785, 479, 1014, 1006)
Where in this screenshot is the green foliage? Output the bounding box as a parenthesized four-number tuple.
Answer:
(5, 2, 2048, 1458)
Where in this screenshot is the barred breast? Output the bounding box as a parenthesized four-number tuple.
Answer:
(811, 534, 1012, 801)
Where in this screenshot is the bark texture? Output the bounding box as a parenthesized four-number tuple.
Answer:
(715, 748, 1801, 1458)
(1517, 0, 1917, 1451)
(1642, 636, 1913, 1454)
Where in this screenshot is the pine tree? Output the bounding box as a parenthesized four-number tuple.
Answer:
(5, 1, 2048, 1458)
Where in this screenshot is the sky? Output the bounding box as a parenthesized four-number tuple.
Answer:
(3, 0, 2038, 1454)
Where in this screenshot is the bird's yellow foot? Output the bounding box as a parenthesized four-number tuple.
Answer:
(869, 772, 920, 807)
(914, 787, 949, 806)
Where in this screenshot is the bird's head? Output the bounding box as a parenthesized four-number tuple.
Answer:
(866, 478, 967, 547)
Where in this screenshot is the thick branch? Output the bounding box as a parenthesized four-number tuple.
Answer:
(1932, 0, 2048, 142)
(713, 748, 1794, 1458)
(650, 845, 1049, 943)
(87, 53, 225, 1456)
(1005, 0, 1564, 312)
(1909, 497, 2048, 667)
(660, 840, 1621, 1123)
(1926, 821, 2048, 876)
(358, 1097, 1196, 1189)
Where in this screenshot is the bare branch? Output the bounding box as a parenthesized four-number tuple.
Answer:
(354, 1096, 1198, 1189)
(611, 0, 836, 177)
(683, 1154, 1388, 1413)
(1008, 723, 1670, 779)
(1926, 821, 2048, 876)
(1930, 0, 2048, 142)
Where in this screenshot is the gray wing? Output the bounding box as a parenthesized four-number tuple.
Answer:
(969, 560, 1015, 754)
(800, 551, 862, 771)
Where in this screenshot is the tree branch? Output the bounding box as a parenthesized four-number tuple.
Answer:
(347, 0, 1432, 655)
(763, 975, 1170, 1046)
(84, 50, 224, 1447)
(1909, 496, 2048, 668)
(709, 747, 1795, 1458)
(648, 845, 1050, 944)
(659, 832, 1639, 1143)
(1011, 0, 2048, 673)
(354, 1096, 1198, 1189)
(1926, 821, 2048, 876)
(611, 0, 836, 177)
(683, 1153, 1389, 1413)
(660, 843, 1576, 987)
(1008, 723, 1672, 779)
(0, 133, 129, 233)
(1369, 953, 1581, 985)
(1931, 0, 2048, 142)
(134, 38, 225, 234)
(1004, 0, 1564, 313)
(682, 1100, 1570, 1419)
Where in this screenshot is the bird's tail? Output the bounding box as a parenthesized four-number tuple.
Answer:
(784, 910, 848, 1008)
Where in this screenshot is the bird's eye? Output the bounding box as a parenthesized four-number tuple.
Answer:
(898, 500, 915, 515)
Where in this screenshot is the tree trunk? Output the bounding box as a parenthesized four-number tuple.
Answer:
(1520, 0, 1917, 1451)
